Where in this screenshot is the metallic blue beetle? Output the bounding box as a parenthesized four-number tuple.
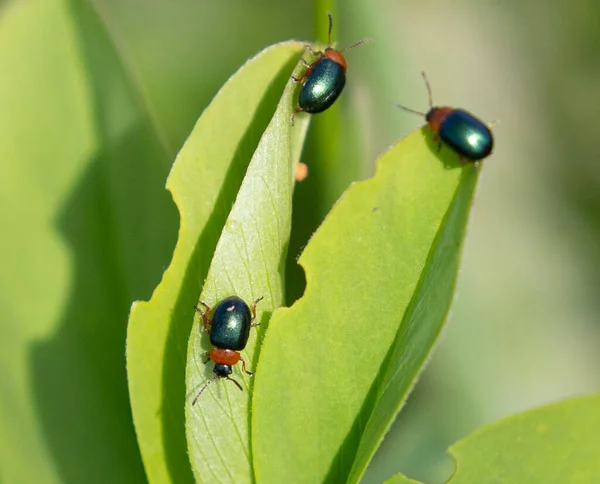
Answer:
(192, 295, 262, 405)
(291, 13, 371, 124)
(395, 72, 494, 163)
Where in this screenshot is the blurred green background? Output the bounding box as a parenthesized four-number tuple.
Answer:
(1, 0, 599, 483)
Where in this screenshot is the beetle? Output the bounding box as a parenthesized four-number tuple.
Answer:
(192, 295, 263, 405)
(394, 71, 494, 164)
(291, 12, 371, 124)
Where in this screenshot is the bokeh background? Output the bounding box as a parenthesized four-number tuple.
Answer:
(1, 0, 599, 482)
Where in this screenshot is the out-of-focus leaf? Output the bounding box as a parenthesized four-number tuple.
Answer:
(1, 0, 177, 481)
(0, 2, 94, 480)
(449, 393, 600, 483)
(384, 393, 600, 483)
(384, 475, 424, 484)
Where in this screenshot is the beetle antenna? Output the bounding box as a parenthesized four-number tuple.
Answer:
(421, 71, 433, 109)
(226, 376, 243, 392)
(341, 38, 372, 53)
(393, 103, 426, 117)
(192, 375, 220, 405)
(326, 11, 333, 46)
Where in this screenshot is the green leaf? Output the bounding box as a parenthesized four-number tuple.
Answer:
(385, 393, 600, 483)
(184, 49, 310, 484)
(253, 129, 480, 483)
(347, 155, 480, 483)
(384, 475, 424, 484)
(0, 3, 94, 481)
(449, 393, 600, 483)
(126, 42, 307, 483)
(1, 0, 173, 481)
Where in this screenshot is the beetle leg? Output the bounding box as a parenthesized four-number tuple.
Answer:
(195, 301, 212, 333)
(239, 355, 253, 376)
(304, 44, 323, 58)
(250, 296, 264, 326)
(290, 108, 302, 126)
(291, 67, 310, 84)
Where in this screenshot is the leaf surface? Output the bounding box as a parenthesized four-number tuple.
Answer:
(449, 393, 600, 483)
(0, 0, 175, 481)
(253, 128, 481, 484)
(385, 394, 600, 483)
(127, 42, 307, 483)
(183, 46, 310, 483)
